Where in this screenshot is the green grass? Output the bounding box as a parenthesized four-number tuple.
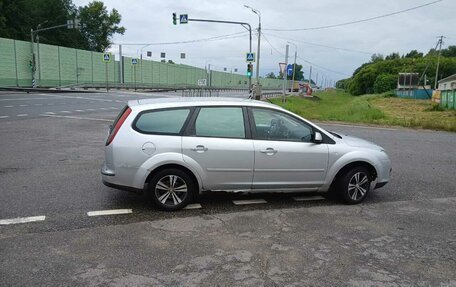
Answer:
(269, 89, 456, 132)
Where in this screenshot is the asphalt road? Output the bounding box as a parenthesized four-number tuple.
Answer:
(1, 91, 455, 286)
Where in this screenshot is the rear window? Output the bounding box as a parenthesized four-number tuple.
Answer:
(134, 108, 190, 135)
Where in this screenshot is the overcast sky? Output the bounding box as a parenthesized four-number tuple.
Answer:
(73, 0, 455, 83)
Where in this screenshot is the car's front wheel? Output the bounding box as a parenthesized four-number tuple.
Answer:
(338, 167, 371, 204)
(148, 168, 195, 211)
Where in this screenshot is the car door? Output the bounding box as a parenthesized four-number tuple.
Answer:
(182, 106, 254, 190)
(249, 107, 329, 190)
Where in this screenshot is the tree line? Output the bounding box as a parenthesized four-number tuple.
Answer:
(0, 0, 125, 52)
(337, 46, 456, 95)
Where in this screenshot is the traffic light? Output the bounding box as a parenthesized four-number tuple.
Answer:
(172, 13, 177, 25)
(247, 63, 253, 77)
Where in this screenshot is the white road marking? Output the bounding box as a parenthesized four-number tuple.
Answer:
(232, 199, 267, 205)
(99, 108, 108, 110)
(16, 114, 28, 117)
(109, 107, 118, 109)
(34, 104, 43, 106)
(19, 104, 27, 107)
(184, 203, 203, 210)
(0, 215, 46, 225)
(293, 195, 326, 202)
(116, 100, 124, 103)
(0, 116, 9, 119)
(0, 97, 49, 101)
(4, 105, 13, 107)
(60, 111, 71, 113)
(44, 112, 56, 115)
(86, 109, 96, 111)
(40, 114, 112, 122)
(87, 209, 132, 216)
(75, 110, 85, 112)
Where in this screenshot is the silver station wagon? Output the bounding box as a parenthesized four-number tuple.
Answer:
(101, 97, 391, 211)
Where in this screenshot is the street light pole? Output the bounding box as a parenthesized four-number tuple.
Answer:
(287, 41, 297, 93)
(245, 5, 261, 99)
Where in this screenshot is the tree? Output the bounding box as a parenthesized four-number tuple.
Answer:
(441, 45, 456, 57)
(404, 50, 423, 58)
(265, 72, 276, 79)
(385, 52, 400, 60)
(78, 1, 125, 51)
(373, 74, 397, 93)
(370, 53, 384, 63)
(0, 0, 125, 51)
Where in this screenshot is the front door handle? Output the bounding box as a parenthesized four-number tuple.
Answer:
(260, 148, 277, 155)
(191, 145, 208, 153)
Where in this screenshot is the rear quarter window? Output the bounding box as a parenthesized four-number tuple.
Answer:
(134, 108, 191, 135)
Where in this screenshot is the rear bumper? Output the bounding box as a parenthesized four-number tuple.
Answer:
(102, 179, 143, 193)
(101, 162, 142, 193)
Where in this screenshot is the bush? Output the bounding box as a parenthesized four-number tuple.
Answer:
(373, 74, 397, 93)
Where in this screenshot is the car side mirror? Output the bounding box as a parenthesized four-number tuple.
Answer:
(313, 132, 323, 144)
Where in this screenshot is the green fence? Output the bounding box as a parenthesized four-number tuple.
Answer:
(440, 90, 456, 110)
(0, 37, 283, 89)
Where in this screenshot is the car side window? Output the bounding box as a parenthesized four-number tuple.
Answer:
(194, 107, 246, 139)
(134, 108, 190, 134)
(251, 108, 313, 142)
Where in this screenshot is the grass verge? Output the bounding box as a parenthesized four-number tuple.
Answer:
(269, 89, 456, 132)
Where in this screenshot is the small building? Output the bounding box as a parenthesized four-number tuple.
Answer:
(438, 74, 456, 110)
(438, 74, 456, 91)
(396, 73, 432, 99)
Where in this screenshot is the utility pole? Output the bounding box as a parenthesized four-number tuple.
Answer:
(434, 35, 445, 89)
(182, 16, 252, 90)
(30, 20, 80, 88)
(309, 66, 312, 86)
(315, 72, 318, 88)
(244, 5, 262, 99)
(282, 44, 289, 102)
(287, 42, 297, 93)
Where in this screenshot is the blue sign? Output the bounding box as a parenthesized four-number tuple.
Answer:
(102, 53, 111, 63)
(287, 64, 293, 76)
(131, 58, 138, 65)
(246, 52, 255, 62)
(180, 14, 188, 24)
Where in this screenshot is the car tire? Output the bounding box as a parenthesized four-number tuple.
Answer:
(337, 166, 371, 204)
(148, 168, 195, 211)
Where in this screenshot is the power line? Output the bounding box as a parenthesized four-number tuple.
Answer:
(263, 32, 373, 55)
(115, 31, 249, 46)
(261, 33, 350, 76)
(264, 0, 443, 32)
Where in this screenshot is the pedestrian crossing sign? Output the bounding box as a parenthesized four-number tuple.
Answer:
(246, 52, 255, 62)
(102, 53, 111, 63)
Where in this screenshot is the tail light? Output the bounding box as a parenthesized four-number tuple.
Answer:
(106, 107, 132, 146)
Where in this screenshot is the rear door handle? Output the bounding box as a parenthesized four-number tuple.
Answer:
(191, 145, 208, 153)
(260, 148, 277, 155)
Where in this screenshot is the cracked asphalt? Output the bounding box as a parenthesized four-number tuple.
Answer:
(1, 91, 455, 286)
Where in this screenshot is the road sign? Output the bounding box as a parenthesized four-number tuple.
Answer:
(102, 53, 111, 63)
(287, 64, 293, 76)
(131, 58, 138, 65)
(180, 14, 188, 24)
(246, 52, 255, 62)
(197, 79, 207, 86)
(279, 63, 286, 74)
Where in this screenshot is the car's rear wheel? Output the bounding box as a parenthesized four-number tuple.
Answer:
(338, 167, 371, 204)
(149, 168, 195, 211)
